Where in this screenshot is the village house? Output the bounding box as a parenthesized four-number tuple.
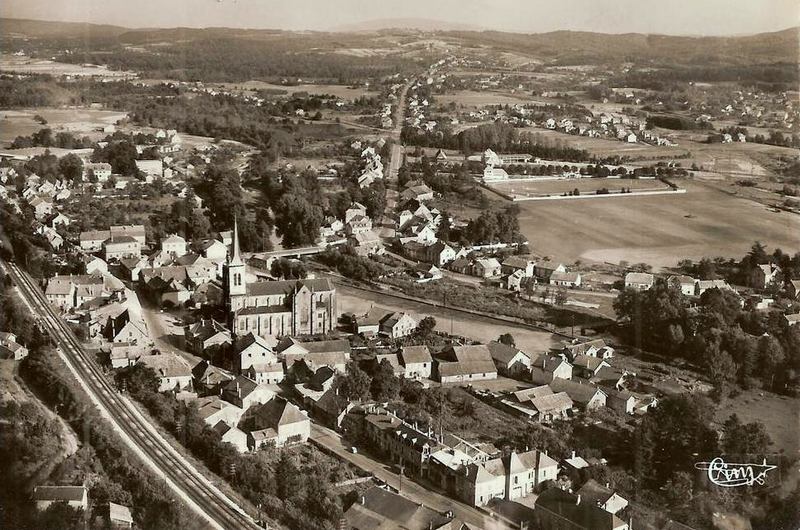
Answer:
(624, 272, 654, 291)
(473, 257, 502, 278)
(250, 397, 311, 449)
(279, 338, 351, 373)
(506, 269, 526, 292)
(571, 354, 611, 379)
(550, 270, 582, 287)
(0, 331, 28, 361)
(138, 353, 194, 393)
(750, 263, 781, 290)
(193, 395, 244, 428)
(161, 233, 187, 257)
(487, 341, 531, 377)
(235, 331, 277, 370)
(530, 354, 573, 385)
(105, 502, 134, 529)
(399, 345, 433, 379)
(434, 344, 498, 383)
(103, 235, 142, 261)
(561, 338, 615, 360)
(534, 488, 630, 530)
(550, 379, 608, 410)
(501, 256, 535, 277)
(33, 485, 89, 512)
(221, 375, 275, 410)
(84, 162, 112, 181)
(192, 361, 235, 396)
(184, 318, 232, 357)
(426, 241, 457, 267)
(343, 486, 457, 530)
(668, 275, 697, 296)
(695, 279, 735, 296)
(379, 312, 418, 339)
(504, 386, 573, 423)
(345, 202, 368, 223)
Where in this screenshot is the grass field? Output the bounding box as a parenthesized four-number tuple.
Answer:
(510, 179, 800, 269)
(216, 81, 379, 100)
(490, 177, 670, 198)
(0, 108, 127, 146)
(0, 54, 134, 78)
(518, 127, 689, 158)
(716, 390, 799, 457)
(437, 90, 549, 108)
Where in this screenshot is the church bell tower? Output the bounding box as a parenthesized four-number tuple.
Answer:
(223, 218, 246, 326)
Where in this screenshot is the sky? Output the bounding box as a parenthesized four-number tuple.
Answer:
(1, 0, 797, 36)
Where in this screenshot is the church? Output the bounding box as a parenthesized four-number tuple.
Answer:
(223, 221, 337, 338)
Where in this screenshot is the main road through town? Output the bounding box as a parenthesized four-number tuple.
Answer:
(2, 260, 260, 530)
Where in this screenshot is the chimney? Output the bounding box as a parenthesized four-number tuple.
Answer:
(575, 494, 581, 505)
(571, 450, 576, 459)
(237, 381, 241, 398)
(360, 496, 365, 505)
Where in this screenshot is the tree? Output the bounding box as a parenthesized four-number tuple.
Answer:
(273, 194, 323, 248)
(554, 287, 568, 306)
(340, 363, 371, 401)
(497, 333, 515, 347)
(721, 414, 772, 456)
(634, 395, 718, 486)
(58, 153, 83, 182)
(664, 471, 694, 506)
(705, 350, 737, 398)
(370, 359, 400, 401)
(416, 316, 436, 337)
(189, 209, 212, 241)
(276, 451, 301, 501)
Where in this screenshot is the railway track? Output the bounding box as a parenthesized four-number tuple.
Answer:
(5, 261, 260, 530)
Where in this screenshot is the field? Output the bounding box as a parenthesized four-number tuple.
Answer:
(716, 390, 799, 457)
(437, 90, 549, 108)
(215, 81, 380, 100)
(0, 54, 135, 78)
(336, 283, 560, 353)
(489, 176, 670, 198)
(0, 108, 127, 146)
(509, 179, 800, 269)
(519, 127, 690, 158)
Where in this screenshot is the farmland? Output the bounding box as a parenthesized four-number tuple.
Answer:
(0, 107, 127, 146)
(511, 179, 800, 268)
(0, 53, 135, 78)
(489, 176, 671, 198)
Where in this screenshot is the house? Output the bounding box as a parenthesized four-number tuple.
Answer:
(349, 230, 384, 256)
(345, 214, 373, 236)
(434, 344, 497, 383)
(373, 353, 405, 378)
(214, 421, 249, 453)
(0, 332, 28, 361)
(84, 162, 112, 181)
(46, 211, 71, 228)
(473, 258, 502, 278)
(103, 235, 141, 261)
(561, 338, 614, 360)
(193, 361, 235, 396)
(81, 255, 108, 275)
(535, 488, 629, 530)
(279, 338, 351, 373)
(695, 279, 735, 296)
(401, 184, 435, 203)
(535, 263, 566, 282)
(571, 354, 611, 379)
(399, 345, 433, 379)
(487, 341, 530, 377)
(624, 272, 654, 291)
(426, 241, 457, 267)
(413, 263, 443, 283)
(193, 395, 244, 428)
(506, 269, 526, 292)
(355, 308, 384, 336)
(33, 485, 89, 512)
(345, 202, 368, 223)
(221, 375, 275, 410)
(787, 279, 800, 300)
(106, 502, 134, 529)
(245, 362, 285, 385)
(161, 234, 187, 257)
(138, 353, 193, 392)
(786, 313, 800, 327)
(508, 386, 573, 423)
(343, 486, 456, 530)
(379, 312, 418, 339)
(576, 479, 629, 515)
(530, 355, 573, 385)
(550, 270, 581, 287)
(607, 388, 637, 415)
(236, 332, 277, 371)
(549, 379, 607, 410)
(750, 264, 781, 290)
(250, 397, 310, 448)
(668, 275, 697, 296)
(184, 319, 232, 357)
(501, 256, 535, 277)
(199, 239, 228, 262)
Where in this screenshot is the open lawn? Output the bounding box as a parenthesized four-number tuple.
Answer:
(519, 127, 689, 158)
(0, 107, 127, 146)
(510, 179, 800, 269)
(716, 390, 799, 457)
(0, 54, 135, 78)
(216, 81, 379, 100)
(437, 90, 549, 108)
(490, 177, 670, 198)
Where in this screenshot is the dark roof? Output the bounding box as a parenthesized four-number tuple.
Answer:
(535, 488, 626, 530)
(576, 479, 618, 507)
(487, 341, 527, 365)
(400, 345, 432, 365)
(549, 379, 606, 405)
(345, 486, 451, 530)
(246, 278, 334, 297)
(255, 397, 307, 428)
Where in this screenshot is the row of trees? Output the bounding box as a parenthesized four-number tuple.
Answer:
(11, 127, 94, 150)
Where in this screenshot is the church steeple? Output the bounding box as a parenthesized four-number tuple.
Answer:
(229, 216, 243, 266)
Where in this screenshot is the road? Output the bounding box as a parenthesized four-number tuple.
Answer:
(309, 423, 509, 529)
(3, 261, 260, 530)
